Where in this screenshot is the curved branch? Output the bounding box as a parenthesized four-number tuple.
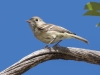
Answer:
(0, 46, 100, 75)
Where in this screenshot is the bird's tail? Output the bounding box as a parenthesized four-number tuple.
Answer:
(71, 34, 89, 44)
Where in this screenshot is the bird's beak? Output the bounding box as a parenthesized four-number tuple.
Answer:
(26, 20, 31, 23)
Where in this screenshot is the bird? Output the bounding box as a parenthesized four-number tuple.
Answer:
(26, 16, 88, 47)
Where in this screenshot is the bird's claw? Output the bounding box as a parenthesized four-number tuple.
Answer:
(53, 44, 60, 47)
(44, 45, 50, 49)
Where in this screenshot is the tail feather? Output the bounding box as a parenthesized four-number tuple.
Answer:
(71, 35, 89, 44)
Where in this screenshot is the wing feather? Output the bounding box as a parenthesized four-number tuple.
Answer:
(42, 24, 76, 35)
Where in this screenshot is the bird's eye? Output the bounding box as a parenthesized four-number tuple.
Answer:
(35, 19, 38, 21)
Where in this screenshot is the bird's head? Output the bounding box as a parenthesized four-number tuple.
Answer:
(26, 16, 46, 25)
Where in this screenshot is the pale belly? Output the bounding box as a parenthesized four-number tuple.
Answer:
(34, 31, 66, 44)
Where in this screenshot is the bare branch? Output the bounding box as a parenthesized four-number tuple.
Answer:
(0, 46, 100, 75)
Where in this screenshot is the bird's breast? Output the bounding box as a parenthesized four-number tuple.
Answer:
(34, 29, 52, 44)
(34, 30, 66, 44)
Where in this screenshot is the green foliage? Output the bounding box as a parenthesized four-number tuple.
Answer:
(83, 10, 100, 16)
(84, 2, 100, 10)
(84, 2, 100, 27)
(96, 23, 100, 27)
(84, 2, 100, 16)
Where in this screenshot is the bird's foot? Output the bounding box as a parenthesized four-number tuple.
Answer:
(53, 43, 61, 47)
(44, 45, 50, 49)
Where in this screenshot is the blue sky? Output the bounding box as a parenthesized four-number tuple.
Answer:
(0, 0, 100, 75)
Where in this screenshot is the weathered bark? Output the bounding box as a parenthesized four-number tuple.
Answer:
(0, 46, 100, 75)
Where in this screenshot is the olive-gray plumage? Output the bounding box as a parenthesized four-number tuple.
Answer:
(26, 16, 88, 46)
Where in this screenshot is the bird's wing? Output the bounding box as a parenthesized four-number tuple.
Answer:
(41, 24, 76, 35)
